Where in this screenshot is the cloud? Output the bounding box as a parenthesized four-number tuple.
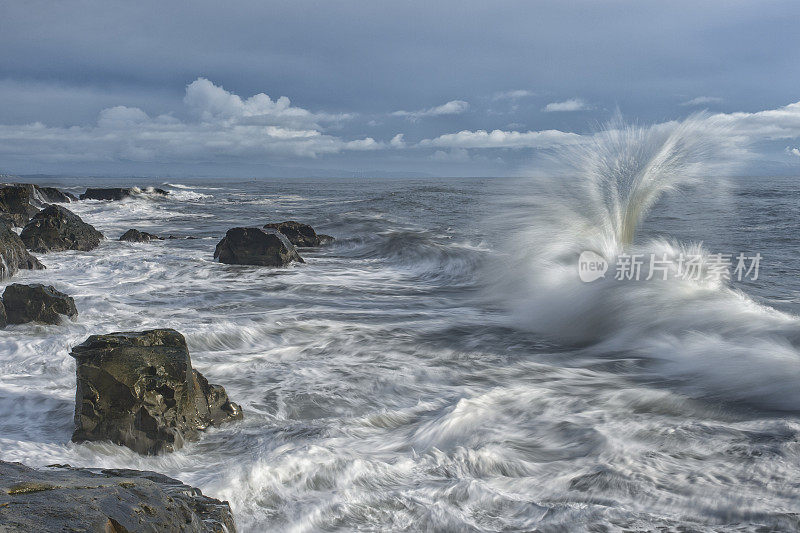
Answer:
(542, 98, 591, 112)
(681, 96, 724, 106)
(389, 133, 406, 148)
(492, 90, 535, 101)
(392, 100, 469, 120)
(420, 129, 581, 149)
(0, 78, 378, 163)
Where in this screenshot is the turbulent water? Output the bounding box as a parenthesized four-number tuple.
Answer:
(2, 157, 800, 529)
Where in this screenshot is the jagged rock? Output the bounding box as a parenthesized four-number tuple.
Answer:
(119, 228, 163, 242)
(2, 283, 77, 325)
(70, 329, 243, 455)
(0, 220, 45, 279)
(0, 461, 236, 532)
(214, 227, 304, 266)
(80, 187, 169, 201)
(20, 204, 104, 252)
(0, 185, 39, 227)
(263, 220, 333, 247)
(34, 186, 77, 203)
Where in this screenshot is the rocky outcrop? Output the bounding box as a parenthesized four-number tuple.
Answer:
(0, 185, 39, 227)
(80, 187, 169, 201)
(0, 220, 45, 279)
(214, 227, 304, 266)
(20, 204, 104, 252)
(263, 220, 333, 247)
(2, 283, 77, 325)
(0, 461, 236, 532)
(34, 186, 77, 203)
(70, 329, 243, 455)
(0, 299, 6, 328)
(119, 228, 163, 242)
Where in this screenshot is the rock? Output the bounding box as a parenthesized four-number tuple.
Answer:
(0, 185, 39, 227)
(0, 220, 45, 279)
(119, 228, 163, 242)
(263, 220, 330, 247)
(0, 299, 6, 328)
(70, 329, 243, 455)
(318, 234, 335, 245)
(0, 461, 236, 532)
(20, 204, 104, 252)
(2, 283, 78, 325)
(214, 227, 304, 266)
(34, 186, 77, 203)
(80, 187, 169, 201)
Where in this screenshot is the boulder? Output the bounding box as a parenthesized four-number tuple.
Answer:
(70, 329, 243, 455)
(214, 227, 304, 266)
(119, 228, 163, 242)
(2, 283, 78, 324)
(263, 220, 332, 247)
(20, 204, 104, 252)
(0, 220, 45, 279)
(0, 461, 236, 532)
(0, 185, 39, 227)
(80, 187, 169, 201)
(0, 299, 6, 328)
(34, 185, 77, 203)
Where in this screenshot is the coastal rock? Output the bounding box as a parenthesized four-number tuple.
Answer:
(0, 461, 236, 532)
(119, 228, 163, 242)
(70, 328, 243, 455)
(0, 220, 45, 279)
(80, 187, 169, 201)
(263, 220, 333, 247)
(20, 204, 104, 252)
(214, 227, 304, 266)
(0, 185, 39, 227)
(318, 233, 335, 245)
(2, 283, 78, 325)
(0, 300, 6, 328)
(34, 185, 77, 203)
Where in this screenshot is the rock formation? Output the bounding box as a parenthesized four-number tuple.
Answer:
(214, 227, 303, 266)
(2, 283, 77, 325)
(20, 204, 104, 252)
(0, 220, 45, 279)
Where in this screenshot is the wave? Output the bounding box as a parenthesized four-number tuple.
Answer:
(491, 116, 800, 410)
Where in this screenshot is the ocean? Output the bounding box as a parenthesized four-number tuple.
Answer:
(1, 165, 799, 530)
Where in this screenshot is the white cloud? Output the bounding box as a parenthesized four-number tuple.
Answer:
(492, 89, 535, 101)
(0, 78, 378, 162)
(543, 98, 591, 112)
(389, 133, 406, 148)
(420, 129, 581, 149)
(392, 100, 469, 121)
(681, 96, 724, 106)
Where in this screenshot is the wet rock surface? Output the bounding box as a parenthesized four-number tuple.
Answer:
(80, 187, 169, 201)
(0, 185, 39, 227)
(0, 220, 45, 279)
(20, 204, 104, 252)
(0, 460, 236, 532)
(214, 227, 304, 266)
(2, 283, 77, 325)
(70, 329, 243, 455)
(119, 228, 163, 242)
(263, 220, 332, 247)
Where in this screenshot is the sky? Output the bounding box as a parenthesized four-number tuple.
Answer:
(1, 0, 800, 178)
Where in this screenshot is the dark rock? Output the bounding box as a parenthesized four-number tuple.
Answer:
(0, 185, 39, 227)
(168, 235, 198, 240)
(0, 461, 236, 532)
(214, 227, 304, 266)
(263, 220, 327, 247)
(318, 234, 335, 245)
(2, 283, 78, 324)
(0, 299, 6, 328)
(34, 186, 77, 203)
(119, 228, 163, 242)
(0, 220, 45, 279)
(70, 329, 243, 455)
(80, 187, 169, 201)
(20, 204, 104, 252)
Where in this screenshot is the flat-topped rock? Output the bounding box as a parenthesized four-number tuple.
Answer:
(70, 329, 243, 455)
(214, 227, 304, 266)
(20, 204, 103, 252)
(0, 461, 236, 532)
(2, 283, 77, 325)
(80, 187, 169, 201)
(0, 220, 45, 279)
(263, 220, 333, 247)
(119, 228, 163, 242)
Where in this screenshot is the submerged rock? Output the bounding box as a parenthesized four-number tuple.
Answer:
(214, 227, 304, 266)
(0, 220, 45, 279)
(80, 187, 169, 201)
(119, 228, 163, 242)
(0, 461, 236, 532)
(70, 328, 243, 455)
(263, 220, 333, 247)
(20, 204, 104, 252)
(0, 185, 39, 227)
(2, 283, 77, 325)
